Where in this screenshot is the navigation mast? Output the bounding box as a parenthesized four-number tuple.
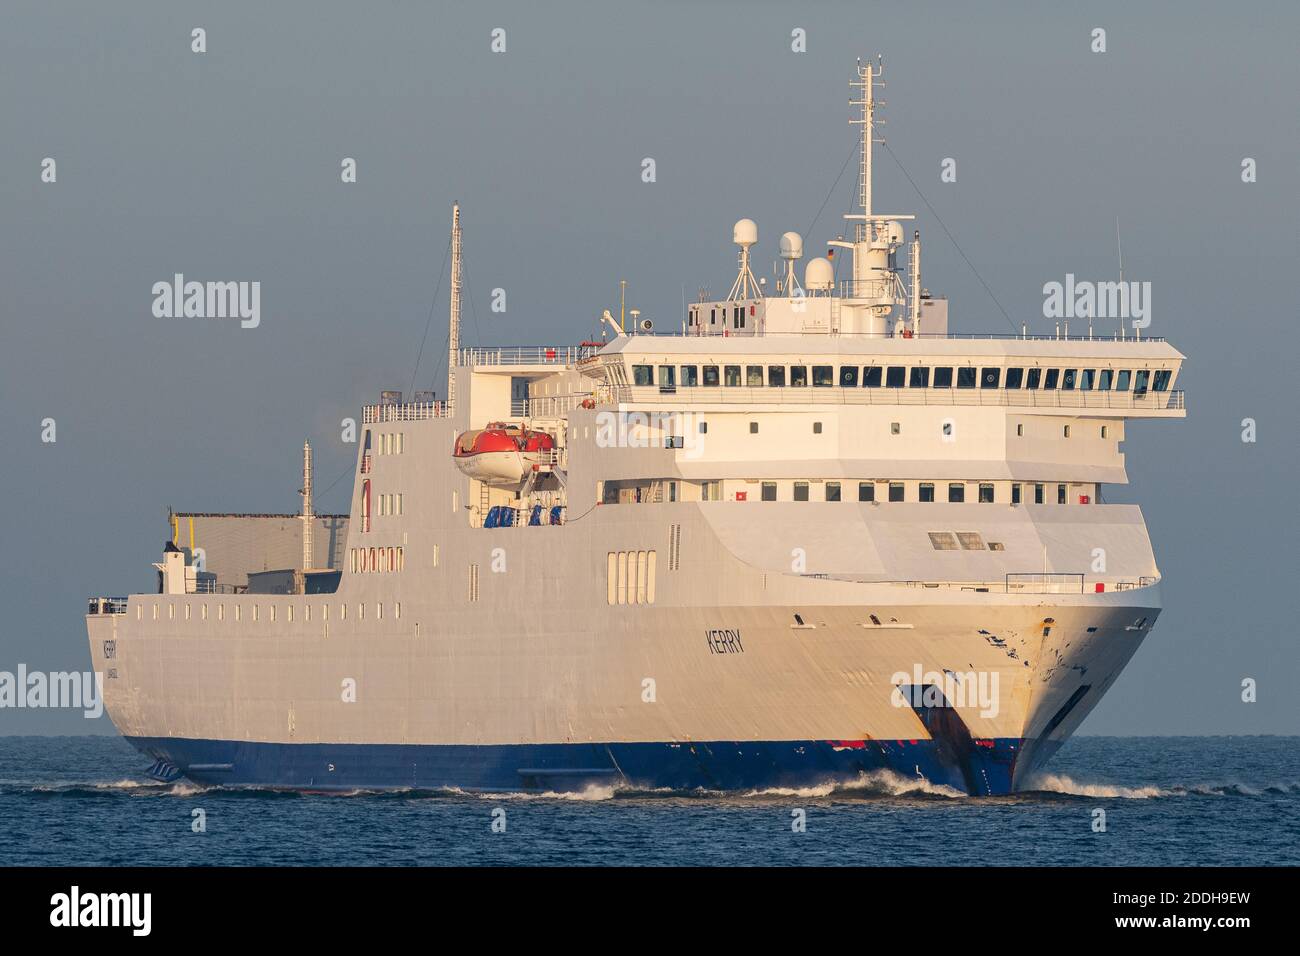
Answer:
(448, 202, 462, 413)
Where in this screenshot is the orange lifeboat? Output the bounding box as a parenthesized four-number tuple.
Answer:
(453, 423, 555, 486)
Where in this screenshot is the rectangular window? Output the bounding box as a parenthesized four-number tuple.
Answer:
(1134, 370, 1150, 395)
(790, 366, 808, 387)
(1115, 369, 1132, 391)
(932, 367, 953, 388)
(1005, 368, 1024, 389)
(909, 366, 930, 388)
(746, 365, 764, 387)
(928, 532, 959, 551)
(658, 365, 676, 387)
(680, 365, 698, 387)
(702, 365, 720, 387)
(1011, 483, 1022, 504)
(839, 365, 859, 387)
(862, 366, 882, 387)
(793, 482, 809, 502)
(1101, 425, 1109, 438)
(812, 365, 834, 387)
(888, 482, 905, 502)
(1098, 368, 1113, 390)
(948, 483, 966, 503)
(632, 365, 653, 386)
(858, 482, 875, 502)
(761, 482, 777, 501)
(956, 367, 977, 389)
(1061, 368, 1077, 390)
(980, 367, 1001, 388)
(724, 365, 741, 386)
(919, 482, 935, 502)
(768, 365, 786, 387)
(1153, 369, 1172, 391)
(1057, 483, 1068, 504)
(1080, 369, 1096, 391)
(1043, 369, 1060, 390)
(1034, 483, 1045, 504)
(885, 366, 906, 388)
(1026, 368, 1042, 389)
(825, 482, 841, 502)
(979, 482, 995, 503)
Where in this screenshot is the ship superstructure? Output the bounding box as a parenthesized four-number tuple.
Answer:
(87, 61, 1185, 794)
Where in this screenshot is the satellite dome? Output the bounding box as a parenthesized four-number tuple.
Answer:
(732, 218, 758, 247)
(805, 256, 833, 291)
(779, 231, 804, 260)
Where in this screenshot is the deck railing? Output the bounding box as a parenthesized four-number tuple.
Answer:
(363, 401, 451, 423)
(460, 345, 597, 367)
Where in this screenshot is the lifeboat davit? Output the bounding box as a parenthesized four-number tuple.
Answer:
(453, 423, 556, 486)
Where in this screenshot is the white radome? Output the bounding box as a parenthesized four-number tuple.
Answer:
(732, 218, 758, 247)
(805, 256, 833, 290)
(779, 231, 804, 260)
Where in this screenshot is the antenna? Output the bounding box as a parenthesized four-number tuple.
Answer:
(1116, 215, 1124, 341)
(850, 56, 885, 234)
(726, 219, 762, 300)
(448, 203, 462, 414)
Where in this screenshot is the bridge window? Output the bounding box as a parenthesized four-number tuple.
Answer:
(1043, 369, 1060, 389)
(761, 482, 777, 501)
(790, 365, 808, 387)
(1080, 369, 1096, 390)
(909, 366, 930, 388)
(858, 482, 875, 502)
(957, 367, 977, 389)
(768, 365, 786, 387)
(813, 365, 834, 387)
(948, 483, 965, 503)
(933, 367, 953, 388)
(1061, 368, 1077, 390)
(979, 482, 995, 503)
(826, 482, 841, 502)
(886, 366, 905, 388)
(724, 365, 741, 386)
(981, 368, 1001, 388)
(1026, 368, 1042, 389)
(633, 365, 653, 386)
(680, 365, 698, 386)
(1153, 369, 1172, 391)
(659, 365, 676, 387)
(863, 366, 882, 387)
(1005, 368, 1024, 389)
(839, 365, 859, 387)
(1134, 370, 1150, 395)
(1098, 369, 1113, 390)
(889, 482, 904, 502)
(919, 482, 935, 502)
(703, 365, 720, 386)
(794, 482, 809, 502)
(1115, 369, 1131, 391)
(746, 365, 764, 387)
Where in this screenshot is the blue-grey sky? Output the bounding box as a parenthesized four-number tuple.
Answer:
(1, 0, 1296, 735)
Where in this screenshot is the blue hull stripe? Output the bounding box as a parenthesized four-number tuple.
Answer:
(127, 735, 1032, 795)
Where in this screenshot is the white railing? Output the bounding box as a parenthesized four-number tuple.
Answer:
(363, 402, 451, 423)
(459, 345, 597, 367)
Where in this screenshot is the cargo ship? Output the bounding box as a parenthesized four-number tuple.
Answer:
(87, 60, 1185, 794)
